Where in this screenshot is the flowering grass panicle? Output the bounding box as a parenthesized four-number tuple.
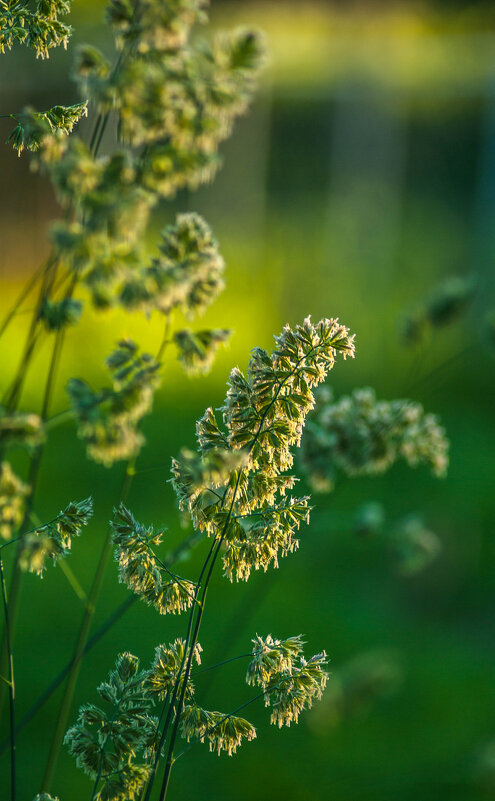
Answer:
(6, 102, 88, 156)
(111, 504, 197, 615)
(23, 3, 266, 313)
(171, 317, 355, 582)
(301, 386, 449, 492)
(147, 638, 202, 701)
(180, 704, 257, 756)
(264, 652, 329, 729)
(120, 213, 226, 318)
(0, 0, 73, 58)
(0, 462, 29, 541)
(19, 496, 93, 576)
(67, 340, 161, 467)
(246, 634, 305, 687)
(64, 652, 156, 801)
(246, 636, 329, 729)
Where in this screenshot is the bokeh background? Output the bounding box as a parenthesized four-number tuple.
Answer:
(1, 1, 495, 799)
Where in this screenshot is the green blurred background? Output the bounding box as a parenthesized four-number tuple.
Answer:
(1, 1, 495, 799)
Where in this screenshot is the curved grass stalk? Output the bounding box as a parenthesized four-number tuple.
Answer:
(0, 550, 16, 801)
(0, 260, 47, 342)
(40, 459, 136, 792)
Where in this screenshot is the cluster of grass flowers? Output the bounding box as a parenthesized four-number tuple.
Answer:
(0, 0, 73, 59)
(301, 386, 448, 492)
(0, 2, 453, 801)
(19, 496, 94, 576)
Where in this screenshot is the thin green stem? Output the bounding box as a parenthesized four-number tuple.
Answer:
(1, 254, 56, 413)
(44, 408, 75, 431)
(0, 538, 21, 553)
(92, 112, 110, 156)
(58, 560, 87, 604)
(156, 313, 173, 361)
(192, 653, 251, 677)
(40, 460, 136, 792)
(197, 573, 276, 703)
(157, 515, 234, 801)
(142, 536, 218, 801)
(0, 553, 16, 801)
(88, 111, 104, 154)
(0, 261, 46, 341)
(0, 316, 67, 711)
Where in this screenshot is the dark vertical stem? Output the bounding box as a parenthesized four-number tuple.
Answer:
(0, 553, 16, 801)
(41, 460, 136, 793)
(0, 308, 67, 718)
(142, 536, 218, 801)
(2, 254, 56, 413)
(158, 536, 223, 801)
(0, 261, 46, 341)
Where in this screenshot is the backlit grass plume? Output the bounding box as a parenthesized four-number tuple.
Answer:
(147, 638, 203, 701)
(111, 504, 197, 615)
(64, 652, 156, 801)
(6, 102, 88, 156)
(179, 704, 257, 756)
(67, 340, 161, 467)
(0, 0, 73, 59)
(246, 634, 328, 728)
(172, 317, 355, 582)
(19, 496, 93, 576)
(301, 387, 448, 492)
(120, 213, 226, 319)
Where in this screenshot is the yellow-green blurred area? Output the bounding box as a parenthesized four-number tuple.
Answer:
(1, 1, 495, 800)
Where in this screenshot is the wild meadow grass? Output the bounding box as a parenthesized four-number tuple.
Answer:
(1, 3, 494, 801)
